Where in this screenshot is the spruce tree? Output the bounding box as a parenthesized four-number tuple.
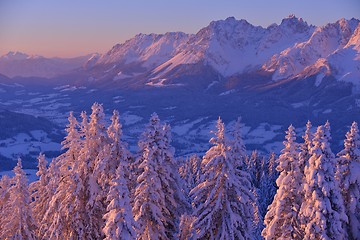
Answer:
(300, 123, 347, 239)
(133, 113, 186, 239)
(190, 118, 255, 240)
(1, 159, 36, 239)
(231, 117, 247, 170)
(103, 164, 136, 240)
(336, 122, 360, 239)
(0, 175, 11, 235)
(179, 154, 201, 192)
(29, 153, 50, 237)
(262, 125, 303, 239)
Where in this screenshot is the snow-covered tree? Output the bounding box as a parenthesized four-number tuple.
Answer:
(133, 115, 167, 239)
(336, 121, 360, 239)
(262, 125, 303, 239)
(45, 104, 109, 239)
(299, 121, 313, 178)
(80, 103, 109, 239)
(0, 175, 11, 235)
(58, 111, 82, 173)
(267, 152, 278, 179)
(103, 164, 136, 240)
(96, 110, 132, 194)
(300, 123, 347, 240)
(247, 150, 264, 189)
(133, 113, 186, 239)
(29, 153, 50, 236)
(230, 117, 247, 170)
(190, 118, 255, 240)
(179, 154, 202, 192)
(1, 159, 36, 239)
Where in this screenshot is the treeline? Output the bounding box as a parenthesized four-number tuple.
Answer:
(0, 103, 359, 240)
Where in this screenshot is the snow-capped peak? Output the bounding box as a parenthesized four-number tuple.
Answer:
(94, 31, 191, 69)
(279, 14, 310, 34)
(1, 51, 29, 61)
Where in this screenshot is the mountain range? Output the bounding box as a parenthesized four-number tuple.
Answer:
(2, 15, 360, 89)
(0, 15, 359, 171)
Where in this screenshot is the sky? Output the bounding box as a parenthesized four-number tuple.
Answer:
(0, 0, 359, 58)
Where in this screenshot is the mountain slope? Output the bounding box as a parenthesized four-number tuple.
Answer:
(0, 52, 95, 78)
(263, 18, 360, 83)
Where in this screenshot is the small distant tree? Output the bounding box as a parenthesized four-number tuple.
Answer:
(262, 125, 302, 239)
(336, 122, 360, 239)
(179, 154, 202, 192)
(248, 150, 264, 188)
(1, 159, 36, 239)
(300, 123, 347, 239)
(190, 118, 255, 239)
(103, 164, 136, 240)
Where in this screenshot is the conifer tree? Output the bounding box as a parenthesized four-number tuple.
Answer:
(231, 117, 247, 170)
(58, 111, 82, 172)
(248, 150, 264, 189)
(45, 104, 109, 239)
(262, 125, 303, 239)
(299, 121, 313, 173)
(133, 113, 185, 239)
(336, 122, 360, 239)
(190, 118, 255, 240)
(0, 175, 11, 235)
(103, 164, 136, 240)
(43, 111, 86, 239)
(29, 153, 50, 236)
(179, 154, 201, 192)
(300, 123, 347, 240)
(96, 110, 132, 195)
(132, 114, 168, 239)
(1, 159, 36, 239)
(78, 103, 109, 239)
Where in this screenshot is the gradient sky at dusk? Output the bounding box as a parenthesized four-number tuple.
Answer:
(1, 0, 359, 58)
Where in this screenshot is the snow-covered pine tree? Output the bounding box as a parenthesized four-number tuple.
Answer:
(29, 153, 49, 237)
(58, 111, 82, 173)
(78, 103, 109, 239)
(336, 121, 360, 239)
(1, 159, 36, 239)
(265, 152, 278, 209)
(300, 123, 347, 240)
(179, 154, 201, 192)
(190, 118, 255, 240)
(132, 114, 168, 239)
(103, 163, 136, 240)
(230, 117, 247, 170)
(0, 175, 11, 235)
(262, 125, 303, 239)
(42, 111, 87, 239)
(161, 123, 190, 234)
(298, 120, 313, 180)
(133, 113, 186, 239)
(95, 110, 132, 196)
(267, 152, 278, 179)
(45, 106, 105, 239)
(248, 150, 264, 189)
